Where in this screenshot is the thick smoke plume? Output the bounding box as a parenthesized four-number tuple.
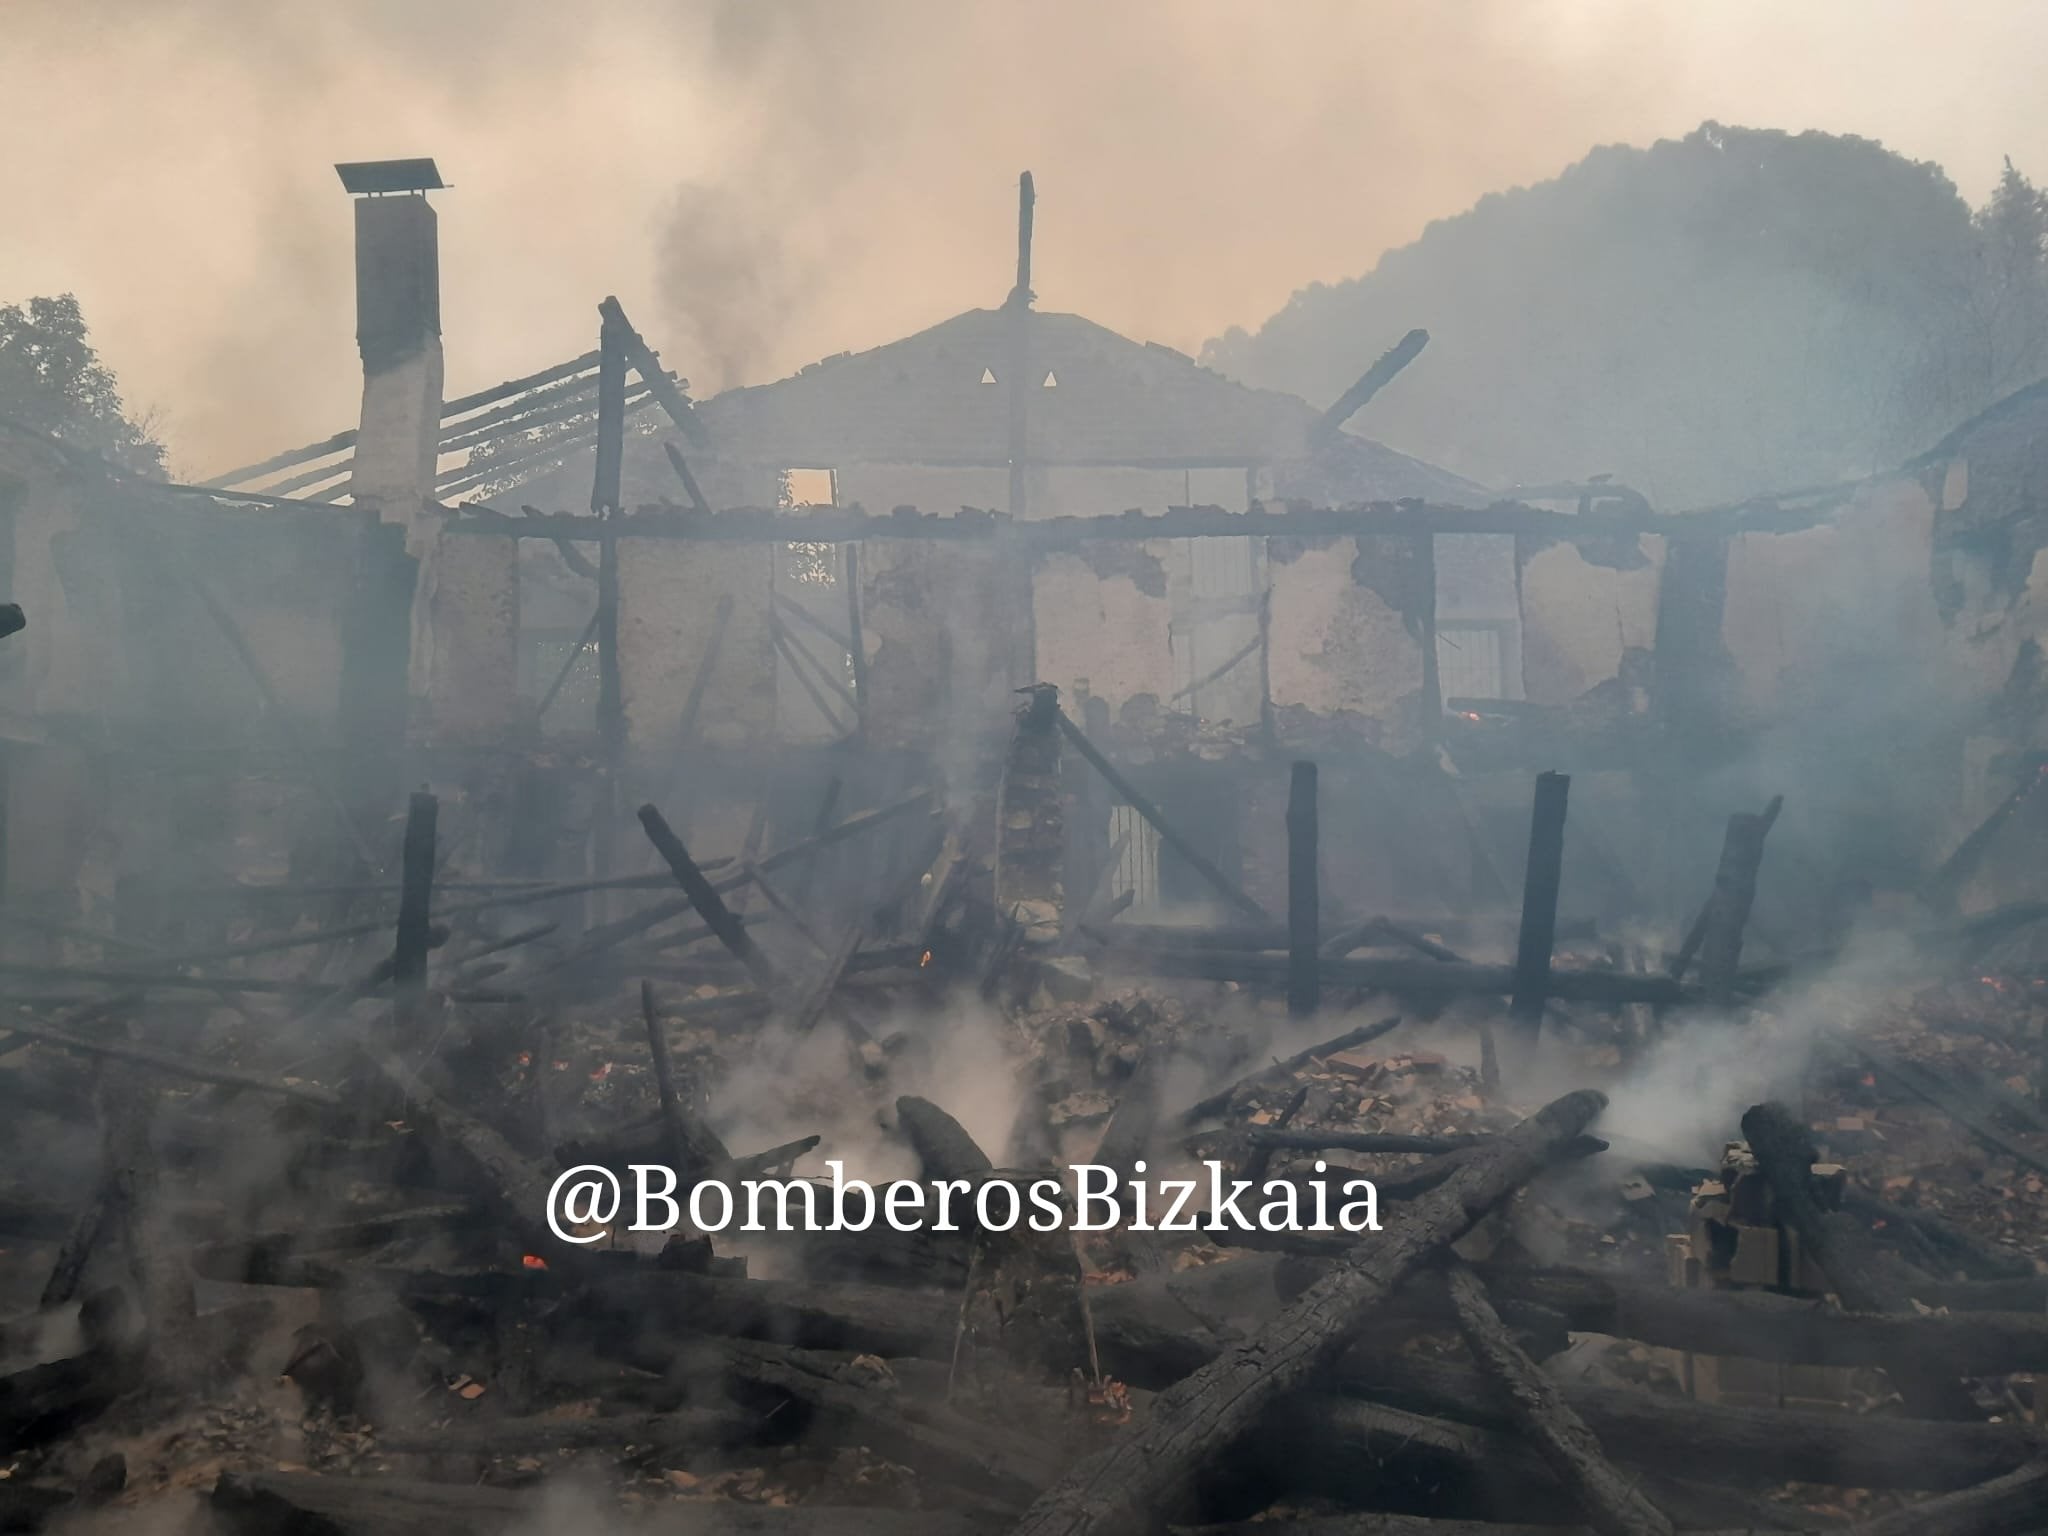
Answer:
(6, 2, 2048, 475)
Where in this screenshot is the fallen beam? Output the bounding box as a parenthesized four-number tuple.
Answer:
(1334, 1340, 2048, 1493)
(1175, 1015, 1401, 1126)
(1121, 951, 1691, 1006)
(1446, 1261, 1675, 1536)
(1053, 708, 1271, 923)
(1006, 1088, 1607, 1535)
(637, 803, 782, 994)
(0, 1018, 340, 1107)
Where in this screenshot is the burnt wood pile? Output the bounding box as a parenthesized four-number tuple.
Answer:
(0, 749, 2046, 1535)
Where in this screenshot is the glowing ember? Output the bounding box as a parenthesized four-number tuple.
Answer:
(919, 950, 934, 968)
(522, 1254, 548, 1271)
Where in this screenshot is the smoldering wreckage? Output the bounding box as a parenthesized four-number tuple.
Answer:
(6, 164, 2048, 1536)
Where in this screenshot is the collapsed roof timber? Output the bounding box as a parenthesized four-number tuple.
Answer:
(4, 165, 2048, 1531)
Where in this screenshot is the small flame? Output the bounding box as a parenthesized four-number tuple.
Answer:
(522, 1254, 548, 1271)
(919, 949, 934, 968)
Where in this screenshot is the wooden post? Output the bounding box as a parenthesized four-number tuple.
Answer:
(1286, 760, 1319, 1018)
(1005, 171, 1034, 521)
(843, 541, 867, 733)
(393, 790, 437, 1007)
(591, 309, 628, 913)
(1415, 531, 1441, 737)
(1509, 770, 1570, 1042)
(1696, 795, 1782, 1005)
(640, 980, 690, 1167)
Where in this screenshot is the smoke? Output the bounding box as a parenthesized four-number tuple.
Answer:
(1594, 927, 1920, 1165)
(7, 3, 2048, 477)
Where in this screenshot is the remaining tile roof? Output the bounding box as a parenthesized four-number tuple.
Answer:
(690, 306, 1466, 495)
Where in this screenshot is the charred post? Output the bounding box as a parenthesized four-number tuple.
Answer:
(1286, 759, 1320, 1018)
(1509, 770, 1571, 1043)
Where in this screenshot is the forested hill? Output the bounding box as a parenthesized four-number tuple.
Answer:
(1202, 124, 2048, 508)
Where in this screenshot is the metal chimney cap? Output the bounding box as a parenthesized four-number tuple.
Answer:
(335, 158, 447, 196)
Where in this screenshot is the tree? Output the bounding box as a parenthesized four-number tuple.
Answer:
(1963, 157, 2048, 402)
(0, 294, 166, 478)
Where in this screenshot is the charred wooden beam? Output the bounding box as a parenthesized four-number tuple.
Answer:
(1247, 1127, 1481, 1156)
(1670, 796, 1781, 1001)
(772, 617, 860, 732)
(642, 980, 728, 1169)
(1334, 1339, 2048, 1494)
(722, 1336, 1057, 1508)
(599, 294, 709, 446)
(0, 1018, 340, 1108)
(1740, 1101, 1918, 1316)
(392, 790, 436, 1015)
(1509, 771, 1571, 1042)
(1123, 951, 1689, 1006)
(1255, 1395, 1869, 1532)
(1847, 1459, 2048, 1536)
(662, 440, 714, 516)
(1740, 1100, 1979, 1414)
(1309, 328, 1430, 447)
(637, 804, 782, 994)
(898, 1097, 995, 1182)
(1006, 1089, 1608, 1536)
(1287, 760, 1319, 1019)
(447, 495, 1841, 546)
(376, 1405, 761, 1457)
(789, 924, 862, 1037)
(1054, 706, 1270, 923)
(1443, 1262, 2048, 1378)
(590, 313, 629, 904)
(1927, 757, 2048, 912)
(742, 858, 828, 954)
(570, 1270, 958, 1360)
(1446, 1261, 1674, 1536)
(996, 687, 1067, 943)
(1849, 1040, 2048, 1181)
(1093, 1033, 1173, 1186)
(1237, 1084, 1309, 1189)
(214, 1471, 993, 1536)
(1176, 1015, 1401, 1127)
(844, 540, 869, 730)
(1168, 629, 1263, 705)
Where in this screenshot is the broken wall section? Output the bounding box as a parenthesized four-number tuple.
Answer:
(1265, 533, 1427, 754)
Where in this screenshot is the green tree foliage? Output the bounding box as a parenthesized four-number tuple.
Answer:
(1202, 125, 2048, 508)
(0, 293, 166, 478)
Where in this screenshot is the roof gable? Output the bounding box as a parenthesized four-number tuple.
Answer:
(695, 308, 1317, 468)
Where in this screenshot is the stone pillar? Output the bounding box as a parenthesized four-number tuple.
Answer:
(342, 183, 519, 754)
(348, 193, 442, 522)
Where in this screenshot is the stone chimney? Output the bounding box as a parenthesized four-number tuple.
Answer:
(335, 160, 517, 751)
(338, 159, 445, 522)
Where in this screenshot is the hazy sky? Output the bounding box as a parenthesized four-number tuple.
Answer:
(4, 0, 2046, 477)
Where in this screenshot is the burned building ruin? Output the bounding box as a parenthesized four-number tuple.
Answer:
(4, 162, 2048, 1534)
